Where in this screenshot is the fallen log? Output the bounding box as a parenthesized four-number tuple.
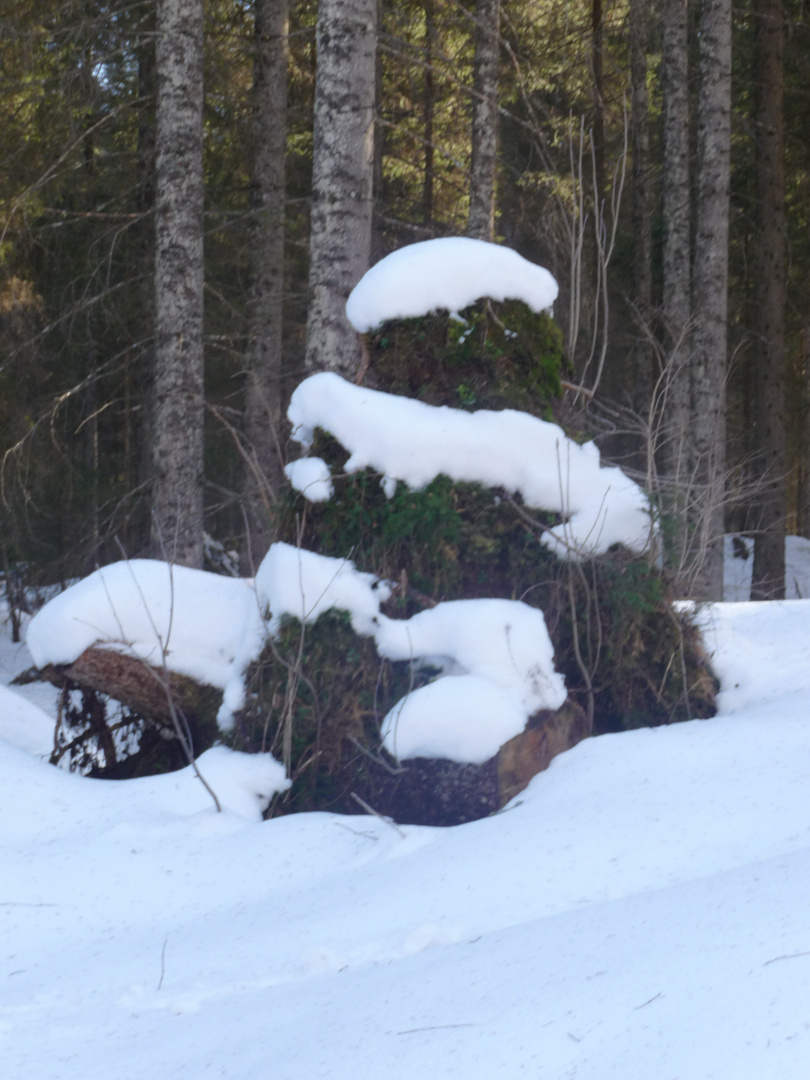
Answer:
(33, 647, 222, 776)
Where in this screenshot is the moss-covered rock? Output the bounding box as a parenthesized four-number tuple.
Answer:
(240, 302, 716, 823)
(362, 300, 566, 418)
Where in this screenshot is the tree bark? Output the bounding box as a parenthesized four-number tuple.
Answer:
(689, 0, 732, 600)
(422, 0, 436, 226)
(660, 0, 692, 581)
(591, 0, 605, 201)
(304, 0, 377, 378)
(468, 0, 500, 241)
(242, 0, 289, 572)
(128, 19, 157, 557)
(749, 0, 786, 600)
(630, 0, 653, 418)
(151, 0, 205, 568)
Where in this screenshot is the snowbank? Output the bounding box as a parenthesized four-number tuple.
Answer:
(6, 596, 810, 1080)
(288, 372, 655, 558)
(345, 237, 558, 332)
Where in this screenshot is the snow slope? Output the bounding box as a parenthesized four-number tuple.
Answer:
(2, 587, 810, 1078)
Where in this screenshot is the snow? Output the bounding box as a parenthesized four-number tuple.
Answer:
(376, 599, 566, 763)
(20, 548, 567, 764)
(3, 231, 809, 1075)
(255, 542, 392, 636)
(284, 456, 334, 502)
(3, 577, 810, 1077)
(288, 372, 655, 558)
(345, 237, 559, 332)
(380, 675, 529, 763)
(724, 532, 810, 601)
(25, 559, 268, 728)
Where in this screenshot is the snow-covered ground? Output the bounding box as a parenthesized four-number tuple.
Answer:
(3, 555, 810, 1078)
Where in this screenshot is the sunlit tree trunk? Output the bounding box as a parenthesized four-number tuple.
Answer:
(151, 0, 205, 568)
(242, 0, 289, 572)
(468, 0, 500, 241)
(689, 0, 732, 600)
(750, 0, 786, 599)
(304, 0, 377, 377)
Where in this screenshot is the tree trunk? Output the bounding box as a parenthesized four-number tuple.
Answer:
(468, 0, 500, 241)
(129, 21, 157, 557)
(629, 0, 653, 420)
(423, 0, 436, 226)
(660, 0, 692, 582)
(151, 0, 205, 568)
(689, 0, 732, 600)
(749, 0, 786, 600)
(591, 0, 605, 201)
(304, 0, 377, 378)
(242, 0, 289, 573)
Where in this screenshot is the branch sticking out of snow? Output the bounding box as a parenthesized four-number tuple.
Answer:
(345, 238, 559, 332)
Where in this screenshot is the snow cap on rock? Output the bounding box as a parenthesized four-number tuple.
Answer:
(346, 237, 558, 332)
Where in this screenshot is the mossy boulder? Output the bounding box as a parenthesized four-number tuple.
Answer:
(236, 302, 716, 823)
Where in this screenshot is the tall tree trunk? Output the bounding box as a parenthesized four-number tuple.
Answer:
(423, 0, 436, 226)
(129, 16, 157, 557)
(660, 0, 692, 582)
(151, 0, 205, 569)
(689, 0, 732, 600)
(242, 0, 289, 573)
(468, 0, 500, 241)
(749, 0, 786, 599)
(630, 0, 653, 421)
(304, 0, 377, 378)
(591, 0, 605, 201)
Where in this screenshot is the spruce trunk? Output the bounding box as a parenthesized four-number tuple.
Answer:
(151, 0, 205, 568)
(304, 0, 377, 378)
(689, 0, 732, 600)
(750, 0, 787, 600)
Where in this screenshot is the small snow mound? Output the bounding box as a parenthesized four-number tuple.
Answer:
(375, 599, 566, 765)
(346, 237, 558, 332)
(0, 684, 55, 758)
(284, 457, 334, 502)
(193, 746, 290, 820)
(255, 543, 392, 637)
(380, 676, 528, 765)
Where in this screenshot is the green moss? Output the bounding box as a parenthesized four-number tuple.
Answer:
(232, 610, 432, 816)
(366, 300, 566, 417)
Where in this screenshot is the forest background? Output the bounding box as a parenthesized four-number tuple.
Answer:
(1, 0, 807, 603)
